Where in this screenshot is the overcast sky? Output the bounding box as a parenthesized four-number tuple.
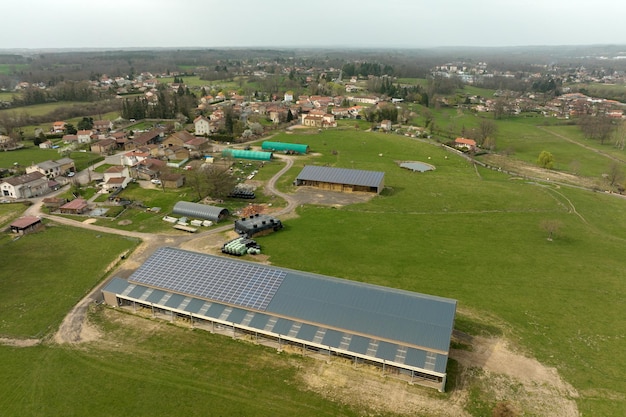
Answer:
(2, 0, 624, 50)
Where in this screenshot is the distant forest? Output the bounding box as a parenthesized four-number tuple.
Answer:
(1, 45, 626, 90)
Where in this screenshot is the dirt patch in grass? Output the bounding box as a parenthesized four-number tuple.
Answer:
(0, 337, 40, 347)
(480, 154, 601, 189)
(451, 336, 579, 417)
(298, 335, 578, 417)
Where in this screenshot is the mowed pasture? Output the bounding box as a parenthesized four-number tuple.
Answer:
(256, 129, 626, 416)
(0, 126, 624, 415)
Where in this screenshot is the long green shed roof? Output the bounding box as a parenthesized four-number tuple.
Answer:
(222, 149, 272, 161)
(261, 141, 309, 154)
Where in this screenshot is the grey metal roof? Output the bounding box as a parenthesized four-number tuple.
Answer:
(267, 272, 456, 353)
(172, 201, 229, 222)
(296, 165, 384, 188)
(103, 247, 456, 376)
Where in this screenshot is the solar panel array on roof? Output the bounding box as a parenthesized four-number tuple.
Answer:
(295, 165, 384, 188)
(130, 247, 285, 311)
(105, 248, 457, 388)
(104, 276, 454, 376)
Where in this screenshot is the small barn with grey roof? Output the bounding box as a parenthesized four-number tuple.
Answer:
(172, 201, 229, 223)
(295, 165, 385, 194)
(102, 247, 456, 392)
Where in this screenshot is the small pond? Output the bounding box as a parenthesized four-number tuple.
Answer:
(399, 161, 435, 172)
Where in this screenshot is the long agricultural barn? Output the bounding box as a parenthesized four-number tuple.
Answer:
(101, 247, 457, 391)
(222, 149, 272, 161)
(172, 201, 229, 223)
(295, 165, 385, 194)
(261, 141, 309, 154)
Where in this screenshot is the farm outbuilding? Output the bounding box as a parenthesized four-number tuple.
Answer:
(234, 214, 283, 237)
(10, 216, 43, 235)
(172, 201, 229, 223)
(295, 165, 385, 194)
(102, 247, 457, 392)
(261, 141, 309, 154)
(222, 149, 272, 161)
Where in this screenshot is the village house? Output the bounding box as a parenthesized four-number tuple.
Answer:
(184, 137, 211, 154)
(62, 134, 78, 144)
(26, 158, 75, 179)
(128, 128, 165, 149)
(162, 130, 195, 148)
(193, 115, 211, 135)
(131, 158, 167, 180)
(101, 165, 131, 193)
(51, 121, 66, 133)
(301, 113, 337, 128)
(1, 172, 50, 199)
(39, 140, 54, 149)
(93, 120, 113, 133)
(76, 130, 94, 144)
(90, 138, 117, 154)
(162, 146, 190, 161)
(454, 137, 477, 152)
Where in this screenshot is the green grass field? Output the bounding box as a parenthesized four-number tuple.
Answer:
(0, 222, 139, 337)
(255, 130, 626, 416)
(0, 123, 625, 415)
(0, 144, 101, 171)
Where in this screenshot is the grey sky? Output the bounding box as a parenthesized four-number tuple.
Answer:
(2, 0, 624, 50)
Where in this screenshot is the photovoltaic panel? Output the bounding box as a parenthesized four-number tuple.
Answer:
(129, 247, 285, 311)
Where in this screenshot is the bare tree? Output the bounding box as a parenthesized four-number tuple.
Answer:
(476, 118, 498, 146)
(541, 219, 562, 241)
(579, 114, 615, 144)
(605, 161, 625, 188)
(186, 163, 237, 201)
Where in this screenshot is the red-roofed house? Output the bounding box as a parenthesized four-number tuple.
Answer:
(454, 137, 477, 151)
(52, 121, 66, 133)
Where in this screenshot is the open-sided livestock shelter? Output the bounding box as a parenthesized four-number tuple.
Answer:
(295, 165, 385, 194)
(102, 247, 457, 392)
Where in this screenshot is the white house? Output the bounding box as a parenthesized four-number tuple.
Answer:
(193, 115, 211, 135)
(1, 172, 50, 199)
(76, 130, 94, 144)
(102, 165, 131, 193)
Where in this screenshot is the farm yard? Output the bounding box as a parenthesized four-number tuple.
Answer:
(0, 124, 625, 416)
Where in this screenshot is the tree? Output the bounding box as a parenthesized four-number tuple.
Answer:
(540, 219, 562, 241)
(77, 117, 94, 131)
(187, 164, 237, 200)
(605, 161, 625, 188)
(579, 114, 615, 144)
(65, 123, 77, 135)
(203, 164, 237, 199)
(476, 118, 497, 146)
(537, 151, 554, 169)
